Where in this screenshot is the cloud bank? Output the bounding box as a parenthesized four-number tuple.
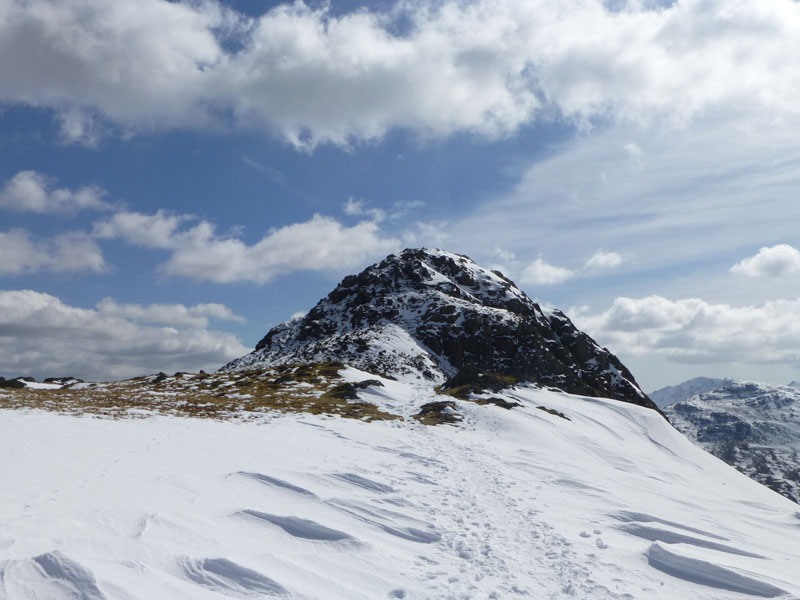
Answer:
(0, 229, 105, 275)
(4, 0, 800, 148)
(0, 290, 247, 380)
(573, 295, 800, 365)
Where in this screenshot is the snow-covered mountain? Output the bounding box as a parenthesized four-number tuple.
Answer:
(226, 248, 656, 410)
(665, 379, 800, 503)
(649, 377, 730, 408)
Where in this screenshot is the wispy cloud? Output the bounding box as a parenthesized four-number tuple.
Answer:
(343, 197, 386, 223)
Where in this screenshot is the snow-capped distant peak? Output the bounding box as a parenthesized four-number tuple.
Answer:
(665, 378, 800, 503)
(649, 377, 731, 408)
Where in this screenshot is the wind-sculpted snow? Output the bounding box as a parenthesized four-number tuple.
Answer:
(665, 379, 800, 503)
(235, 471, 318, 498)
(2, 374, 799, 599)
(0, 551, 106, 600)
(646, 543, 786, 598)
(224, 248, 656, 410)
(240, 511, 355, 542)
(180, 557, 289, 597)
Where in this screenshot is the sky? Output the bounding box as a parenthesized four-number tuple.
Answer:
(1, 0, 800, 391)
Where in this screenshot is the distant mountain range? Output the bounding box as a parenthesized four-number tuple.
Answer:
(658, 378, 800, 503)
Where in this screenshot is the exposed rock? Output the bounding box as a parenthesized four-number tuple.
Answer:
(225, 248, 656, 411)
(414, 401, 462, 425)
(0, 378, 25, 389)
(536, 406, 570, 420)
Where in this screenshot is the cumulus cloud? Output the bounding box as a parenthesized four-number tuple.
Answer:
(584, 250, 625, 272)
(0, 229, 105, 275)
(730, 244, 800, 278)
(96, 298, 244, 329)
(4, 0, 800, 148)
(573, 295, 800, 364)
(93, 210, 191, 248)
(0, 290, 247, 380)
(520, 257, 574, 285)
(93, 210, 399, 283)
(0, 170, 109, 213)
(164, 214, 399, 283)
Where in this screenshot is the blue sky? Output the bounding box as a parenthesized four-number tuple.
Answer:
(1, 0, 800, 389)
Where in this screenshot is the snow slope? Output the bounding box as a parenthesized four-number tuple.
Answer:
(2, 373, 799, 600)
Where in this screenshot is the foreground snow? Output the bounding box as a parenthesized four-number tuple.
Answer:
(1, 375, 799, 599)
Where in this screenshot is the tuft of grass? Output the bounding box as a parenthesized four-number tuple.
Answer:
(0, 363, 400, 423)
(536, 405, 570, 420)
(438, 371, 518, 400)
(413, 400, 462, 425)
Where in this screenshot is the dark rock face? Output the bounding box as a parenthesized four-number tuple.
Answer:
(225, 248, 656, 410)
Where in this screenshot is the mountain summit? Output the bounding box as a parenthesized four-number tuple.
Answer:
(226, 248, 655, 410)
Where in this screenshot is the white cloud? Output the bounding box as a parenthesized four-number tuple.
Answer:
(5, 0, 800, 148)
(56, 108, 104, 147)
(0, 290, 247, 380)
(572, 295, 800, 364)
(93, 210, 191, 249)
(0, 229, 105, 275)
(342, 197, 386, 222)
(0, 170, 109, 213)
(520, 257, 574, 285)
(96, 298, 244, 329)
(730, 244, 800, 278)
(162, 214, 399, 284)
(584, 249, 625, 272)
(92, 209, 400, 283)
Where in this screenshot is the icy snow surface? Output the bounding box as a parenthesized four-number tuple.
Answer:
(1, 373, 799, 599)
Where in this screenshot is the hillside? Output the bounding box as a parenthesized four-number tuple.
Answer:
(665, 379, 800, 503)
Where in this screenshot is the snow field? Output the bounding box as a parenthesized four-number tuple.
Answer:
(1, 374, 799, 599)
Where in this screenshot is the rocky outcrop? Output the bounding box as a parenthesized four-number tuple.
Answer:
(225, 248, 656, 410)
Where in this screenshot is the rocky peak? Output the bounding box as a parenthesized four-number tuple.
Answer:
(225, 248, 657, 410)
